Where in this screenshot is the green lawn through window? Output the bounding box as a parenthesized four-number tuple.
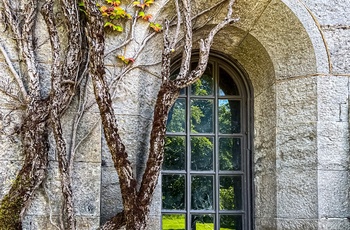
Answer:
(162, 215, 236, 230)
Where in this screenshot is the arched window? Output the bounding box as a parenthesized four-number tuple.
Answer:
(161, 54, 252, 230)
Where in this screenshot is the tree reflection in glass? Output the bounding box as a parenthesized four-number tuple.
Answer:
(191, 99, 214, 133)
(163, 136, 185, 170)
(219, 99, 240, 134)
(220, 215, 242, 230)
(219, 176, 242, 210)
(191, 63, 213, 96)
(191, 137, 213, 171)
(191, 73, 213, 96)
(167, 98, 186, 133)
(219, 67, 239, 96)
(191, 176, 213, 210)
(219, 138, 241, 171)
(162, 175, 185, 210)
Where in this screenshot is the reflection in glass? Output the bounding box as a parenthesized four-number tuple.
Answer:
(167, 99, 186, 133)
(191, 67, 213, 96)
(220, 215, 242, 230)
(162, 214, 186, 230)
(191, 137, 213, 171)
(219, 67, 239, 96)
(191, 176, 213, 210)
(219, 100, 240, 133)
(162, 175, 185, 210)
(219, 176, 242, 210)
(219, 138, 241, 171)
(191, 215, 214, 230)
(191, 99, 214, 133)
(164, 136, 185, 170)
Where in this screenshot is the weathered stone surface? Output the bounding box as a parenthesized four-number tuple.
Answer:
(26, 161, 101, 216)
(255, 217, 277, 230)
(254, 172, 277, 218)
(281, 0, 330, 74)
(149, 180, 162, 216)
(277, 168, 318, 218)
(147, 215, 161, 230)
(323, 28, 350, 74)
(318, 218, 350, 230)
(318, 170, 350, 218)
(250, 0, 317, 78)
(276, 122, 317, 169)
(276, 77, 317, 125)
(276, 218, 318, 230)
(318, 121, 349, 170)
(317, 76, 349, 122)
(72, 162, 101, 216)
(232, 33, 275, 96)
(61, 111, 102, 163)
(0, 160, 22, 198)
(254, 84, 276, 137)
(22, 215, 100, 230)
(302, 0, 350, 26)
(100, 166, 122, 225)
(231, 0, 271, 31)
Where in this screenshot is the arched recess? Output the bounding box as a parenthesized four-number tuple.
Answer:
(189, 0, 327, 229)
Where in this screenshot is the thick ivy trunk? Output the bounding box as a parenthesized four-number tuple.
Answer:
(0, 100, 49, 229)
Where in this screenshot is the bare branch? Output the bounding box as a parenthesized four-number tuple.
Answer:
(178, 0, 193, 77)
(174, 0, 238, 88)
(161, 19, 171, 82)
(0, 44, 28, 100)
(60, 0, 82, 82)
(170, 0, 182, 49)
(83, 0, 138, 227)
(22, 0, 41, 98)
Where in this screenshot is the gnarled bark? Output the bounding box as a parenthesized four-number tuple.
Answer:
(0, 99, 49, 229)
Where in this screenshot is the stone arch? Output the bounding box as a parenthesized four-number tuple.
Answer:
(191, 0, 328, 228)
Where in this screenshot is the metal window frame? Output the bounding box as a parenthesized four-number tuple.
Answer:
(161, 52, 253, 230)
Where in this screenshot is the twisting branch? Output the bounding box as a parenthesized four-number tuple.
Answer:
(22, 0, 41, 98)
(3, 0, 41, 98)
(174, 0, 238, 88)
(42, 0, 76, 229)
(178, 0, 193, 77)
(136, 0, 238, 228)
(170, 0, 181, 49)
(161, 19, 172, 82)
(83, 0, 139, 229)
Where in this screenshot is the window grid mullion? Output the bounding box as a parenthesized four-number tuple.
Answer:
(214, 61, 220, 230)
(186, 86, 191, 230)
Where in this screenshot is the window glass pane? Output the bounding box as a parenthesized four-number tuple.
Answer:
(191, 137, 213, 171)
(162, 175, 185, 210)
(191, 99, 214, 133)
(191, 63, 213, 96)
(220, 215, 242, 230)
(162, 214, 186, 230)
(219, 138, 241, 171)
(219, 100, 240, 133)
(219, 176, 242, 210)
(191, 214, 214, 230)
(191, 176, 213, 210)
(219, 67, 239, 96)
(167, 99, 186, 133)
(163, 136, 185, 170)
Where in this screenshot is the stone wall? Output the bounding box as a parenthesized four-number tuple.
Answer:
(0, 0, 349, 229)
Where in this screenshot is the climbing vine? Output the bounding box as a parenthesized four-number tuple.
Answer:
(0, 0, 238, 229)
